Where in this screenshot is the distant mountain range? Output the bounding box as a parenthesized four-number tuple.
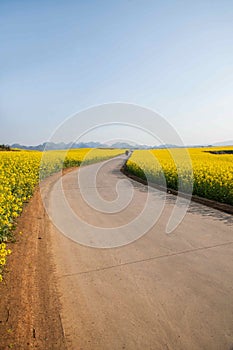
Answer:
(11, 142, 107, 151)
(10, 140, 233, 151)
(212, 140, 233, 146)
(11, 141, 170, 151)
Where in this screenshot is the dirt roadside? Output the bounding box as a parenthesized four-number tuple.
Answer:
(0, 170, 73, 350)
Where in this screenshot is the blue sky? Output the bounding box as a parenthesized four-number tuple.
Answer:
(1, 0, 233, 145)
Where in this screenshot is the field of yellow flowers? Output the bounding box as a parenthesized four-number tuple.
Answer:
(126, 147, 233, 206)
(0, 148, 123, 280)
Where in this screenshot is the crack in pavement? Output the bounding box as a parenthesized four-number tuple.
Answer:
(58, 240, 233, 278)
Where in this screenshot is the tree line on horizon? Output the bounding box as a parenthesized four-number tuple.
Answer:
(0, 144, 11, 151)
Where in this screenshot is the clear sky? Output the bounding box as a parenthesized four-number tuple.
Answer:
(1, 0, 233, 146)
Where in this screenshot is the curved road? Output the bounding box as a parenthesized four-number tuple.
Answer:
(46, 156, 233, 350)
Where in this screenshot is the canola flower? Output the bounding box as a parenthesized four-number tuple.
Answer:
(0, 148, 124, 281)
(0, 242, 12, 282)
(126, 147, 233, 205)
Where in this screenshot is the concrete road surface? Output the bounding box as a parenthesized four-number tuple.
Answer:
(46, 156, 233, 350)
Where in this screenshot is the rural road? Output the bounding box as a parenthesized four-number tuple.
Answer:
(45, 156, 233, 350)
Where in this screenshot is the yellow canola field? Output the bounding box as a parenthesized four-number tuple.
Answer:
(0, 148, 123, 242)
(126, 147, 233, 205)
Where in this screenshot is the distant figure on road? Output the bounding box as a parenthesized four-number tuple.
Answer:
(125, 150, 129, 156)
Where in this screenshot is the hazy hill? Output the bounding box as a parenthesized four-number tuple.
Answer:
(11, 142, 106, 151)
(213, 140, 233, 146)
(10, 140, 233, 151)
(11, 141, 148, 150)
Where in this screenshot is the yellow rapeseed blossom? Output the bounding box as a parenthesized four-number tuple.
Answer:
(126, 146, 233, 205)
(0, 242, 11, 281)
(0, 258, 6, 265)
